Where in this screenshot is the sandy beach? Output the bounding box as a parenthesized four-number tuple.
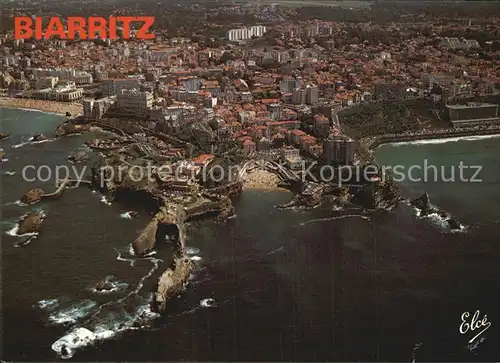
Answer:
(0, 97, 82, 116)
(242, 169, 289, 191)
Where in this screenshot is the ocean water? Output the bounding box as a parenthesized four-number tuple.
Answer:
(1, 107, 500, 361)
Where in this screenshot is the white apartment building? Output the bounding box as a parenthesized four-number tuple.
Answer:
(32, 68, 76, 81)
(35, 76, 58, 90)
(83, 97, 116, 120)
(226, 25, 267, 41)
(117, 88, 154, 113)
(28, 85, 83, 102)
(101, 78, 142, 96)
(74, 71, 93, 85)
(31, 68, 93, 85)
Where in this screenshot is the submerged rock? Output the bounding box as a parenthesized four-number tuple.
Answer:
(18, 212, 44, 235)
(448, 218, 461, 230)
(31, 133, 47, 142)
(21, 188, 44, 205)
(410, 192, 434, 216)
(55, 121, 87, 138)
(94, 278, 115, 292)
(129, 211, 139, 218)
(0, 132, 9, 140)
(69, 151, 90, 163)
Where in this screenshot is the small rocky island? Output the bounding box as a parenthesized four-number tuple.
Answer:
(410, 192, 462, 230)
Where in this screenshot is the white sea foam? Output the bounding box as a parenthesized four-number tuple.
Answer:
(115, 248, 136, 267)
(390, 134, 500, 147)
(36, 298, 60, 311)
(48, 300, 98, 325)
(52, 257, 164, 359)
(4, 170, 16, 175)
(200, 298, 217, 308)
(300, 214, 371, 226)
(425, 212, 449, 229)
(6, 223, 39, 238)
(13, 235, 37, 247)
(12, 141, 30, 149)
(5, 200, 27, 207)
(52, 327, 95, 359)
(120, 211, 133, 219)
(185, 246, 201, 255)
(100, 196, 112, 206)
(1, 158, 8, 163)
(52, 299, 160, 360)
(143, 250, 157, 257)
(128, 244, 136, 256)
(190, 255, 203, 262)
(30, 138, 53, 145)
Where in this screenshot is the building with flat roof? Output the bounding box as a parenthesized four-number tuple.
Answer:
(446, 102, 499, 127)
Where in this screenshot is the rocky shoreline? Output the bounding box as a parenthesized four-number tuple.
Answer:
(0, 97, 82, 116)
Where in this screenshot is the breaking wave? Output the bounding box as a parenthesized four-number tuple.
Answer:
(115, 247, 136, 267)
(36, 298, 60, 311)
(390, 134, 500, 146)
(200, 298, 217, 308)
(300, 214, 371, 226)
(410, 203, 467, 231)
(100, 196, 112, 206)
(48, 300, 98, 325)
(120, 211, 133, 219)
(52, 258, 163, 359)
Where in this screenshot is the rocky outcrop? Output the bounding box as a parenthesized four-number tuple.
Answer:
(94, 278, 116, 292)
(448, 218, 462, 230)
(0, 150, 5, 160)
(410, 193, 462, 229)
(155, 254, 193, 313)
(335, 186, 351, 206)
(20, 179, 72, 204)
(21, 188, 44, 205)
(410, 193, 433, 216)
(204, 181, 243, 197)
(132, 204, 186, 255)
(55, 122, 89, 138)
(278, 182, 326, 209)
(132, 219, 159, 256)
(18, 212, 44, 235)
(69, 151, 90, 163)
(352, 179, 401, 210)
(0, 132, 9, 140)
(31, 133, 47, 142)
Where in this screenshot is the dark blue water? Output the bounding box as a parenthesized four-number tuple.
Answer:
(2, 108, 500, 361)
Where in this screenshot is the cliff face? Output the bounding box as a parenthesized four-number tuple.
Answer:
(132, 219, 159, 256)
(352, 179, 401, 210)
